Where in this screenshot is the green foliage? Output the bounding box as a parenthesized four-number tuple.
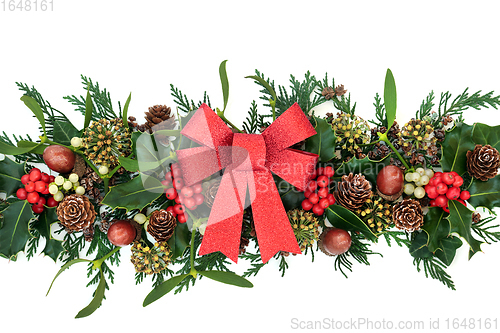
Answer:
(197, 270, 252, 288)
(422, 207, 450, 253)
(170, 84, 211, 114)
(369, 93, 386, 128)
(0, 156, 26, 198)
(304, 116, 337, 162)
(439, 88, 500, 121)
(326, 205, 378, 242)
(0, 200, 34, 260)
(0, 132, 44, 163)
(413, 257, 456, 290)
(382, 230, 411, 248)
(75, 268, 106, 318)
(86, 227, 121, 283)
(334, 232, 381, 278)
(242, 100, 265, 134)
(58, 228, 87, 264)
(31, 207, 64, 262)
(471, 123, 500, 152)
(383, 69, 397, 130)
(167, 222, 191, 261)
(439, 122, 475, 175)
(447, 200, 482, 259)
(317, 73, 356, 115)
(416, 91, 435, 120)
(241, 250, 267, 278)
(467, 176, 500, 213)
(334, 155, 391, 188)
(472, 216, 500, 244)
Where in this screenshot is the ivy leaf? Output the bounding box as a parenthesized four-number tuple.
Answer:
(0, 200, 34, 259)
(409, 231, 433, 259)
(143, 273, 190, 307)
(0, 156, 26, 197)
(440, 122, 475, 175)
(471, 123, 500, 151)
(219, 60, 229, 112)
(21, 95, 45, 135)
(447, 200, 483, 259)
(334, 155, 391, 186)
(421, 207, 450, 253)
(467, 176, 500, 212)
(304, 116, 337, 162)
(101, 174, 163, 212)
(167, 222, 191, 260)
(52, 120, 80, 146)
(325, 205, 377, 242)
(435, 236, 463, 266)
(384, 68, 397, 130)
(197, 270, 253, 288)
(75, 269, 106, 318)
(32, 207, 64, 262)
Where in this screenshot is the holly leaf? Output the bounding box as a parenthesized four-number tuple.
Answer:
(325, 204, 377, 242)
(334, 155, 391, 186)
(132, 131, 174, 174)
(0, 200, 34, 260)
(422, 207, 450, 253)
(167, 222, 190, 260)
(32, 207, 64, 262)
(197, 270, 253, 288)
(118, 156, 139, 172)
(0, 156, 26, 197)
(409, 231, 433, 259)
(440, 122, 475, 175)
(52, 120, 80, 146)
(447, 200, 483, 259)
(274, 175, 304, 211)
(467, 176, 500, 212)
(435, 236, 463, 266)
(101, 174, 164, 212)
(471, 123, 500, 151)
(304, 116, 337, 162)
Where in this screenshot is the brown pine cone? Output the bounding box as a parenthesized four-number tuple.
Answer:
(466, 144, 500, 181)
(56, 194, 96, 232)
(322, 87, 336, 100)
(147, 210, 177, 242)
(143, 105, 175, 133)
(335, 84, 347, 97)
(204, 180, 221, 209)
(334, 173, 372, 211)
(393, 198, 424, 232)
(71, 154, 87, 178)
(83, 223, 95, 242)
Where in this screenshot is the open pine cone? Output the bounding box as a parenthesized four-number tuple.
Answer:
(56, 194, 96, 232)
(204, 180, 220, 209)
(147, 210, 177, 242)
(392, 198, 423, 232)
(142, 105, 176, 134)
(466, 144, 500, 181)
(334, 173, 372, 211)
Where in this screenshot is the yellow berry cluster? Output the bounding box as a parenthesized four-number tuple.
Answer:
(332, 112, 370, 154)
(82, 118, 132, 167)
(397, 119, 436, 156)
(355, 193, 392, 233)
(130, 241, 171, 275)
(287, 209, 320, 251)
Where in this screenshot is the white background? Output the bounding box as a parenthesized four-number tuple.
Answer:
(1, 1, 500, 332)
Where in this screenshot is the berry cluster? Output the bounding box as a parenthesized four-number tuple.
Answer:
(16, 168, 58, 214)
(301, 166, 336, 216)
(404, 167, 434, 199)
(48, 173, 86, 201)
(162, 163, 204, 223)
(425, 171, 470, 213)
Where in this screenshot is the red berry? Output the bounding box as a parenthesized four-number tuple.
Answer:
(323, 166, 335, 178)
(316, 167, 324, 177)
(435, 195, 448, 208)
(452, 176, 463, 188)
(184, 197, 196, 210)
(301, 199, 313, 211)
(450, 171, 459, 177)
(25, 181, 35, 193)
(460, 190, 471, 200)
(193, 193, 205, 205)
(35, 196, 46, 207)
(429, 174, 443, 186)
(327, 193, 336, 205)
(107, 220, 137, 246)
(166, 205, 177, 216)
(306, 181, 318, 192)
(429, 199, 437, 207)
(35, 180, 47, 193)
(164, 171, 173, 182)
(16, 188, 28, 200)
(173, 178, 184, 190)
(181, 186, 194, 198)
(425, 185, 439, 199)
(443, 205, 450, 213)
(47, 197, 58, 207)
(173, 204, 185, 215)
(436, 183, 448, 195)
(308, 192, 319, 205)
(48, 175, 55, 183)
(310, 168, 318, 179)
(317, 187, 329, 198)
(161, 180, 171, 188)
(319, 198, 330, 209)
(21, 174, 30, 185)
(177, 213, 188, 223)
(172, 167, 183, 179)
(41, 187, 50, 195)
(41, 172, 50, 183)
(165, 187, 178, 200)
(32, 204, 45, 214)
(175, 195, 183, 204)
(442, 172, 455, 185)
(312, 204, 324, 216)
(27, 191, 40, 204)
(304, 190, 312, 198)
(316, 175, 329, 188)
(171, 163, 180, 170)
(446, 187, 461, 200)
(320, 228, 351, 255)
(192, 183, 203, 194)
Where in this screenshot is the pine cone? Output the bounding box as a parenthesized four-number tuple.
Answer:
(56, 194, 96, 232)
(143, 105, 175, 133)
(204, 180, 221, 209)
(393, 198, 424, 232)
(322, 87, 336, 100)
(335, 84, 347, 96)
(466, 144, 500, 181)
(71, 154, 87, 178)
(83, 223, 95, 242)
(334, 173, 372, 211)
(147, 210, 177, 242)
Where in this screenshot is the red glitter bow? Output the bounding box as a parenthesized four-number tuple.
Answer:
(177, 103, 318, 263)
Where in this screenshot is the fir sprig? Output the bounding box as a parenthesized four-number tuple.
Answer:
(416, 91, 435, 121)
(472, 217, 500, 244)
(317, 73, 356, 115)
(170, 84, 211, 114)
(413, 257, 456, 290)
(382, 230, 411, 248)
(369, 93, 386, 128)
(242, 100, 263, 134)
(25, 225, 40, 260)
(58, 229, 87, 264)
(334, 233, 382, 278)
(241, 250, 267, 278)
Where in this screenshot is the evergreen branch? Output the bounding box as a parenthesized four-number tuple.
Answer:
(382, 230, 411, 248)
(416, 91, 435, 120)
(169, 84, 211, 114)
(369, 93, 386, 127)
(59, 229, 87, 264)
(241, 251, 267, 278)
(86, 228, 120, 283)
(26, 226, 40, 260)
(278, 254, 289, 277)
(334, 233, 381, 278)
(413, 257, 456, 290)
(242, 100, 259, 134)
(332, 93, 357, 116)
(472, 217, 500, 244)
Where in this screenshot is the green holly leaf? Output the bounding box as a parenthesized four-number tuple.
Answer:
(118, 156, 139, 172)
(304, 116, 337, 162)
(32, 207, 64, 262)
(274, 175, 304, 211)
(132, 131, 174, 174)
(467, 176, 500, 212)
(197, 270, 253, 288)
(0, 200, 34, 260)
(101, 174, 164, 212)
(0, 156, 26, 198)
(440, 122, 475, 175)
(52, 120, 80, 146)
(334, 155, 391, 186)
(447, 200, 483, 259)
(471, 123, 500, 151)
(167, 222, 190, 260)
(325, 204, 377, 242)
(422, 207, 450, 253)
(409, 231, 433, 259)
(435, 236, 463, 266)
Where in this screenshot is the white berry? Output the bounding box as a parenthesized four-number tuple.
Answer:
(63, 181, 73, 191)
(405, 173, 414, 182)
(404, 183, 415, 195)
(99, 165, 109, 175)
(420, 175, 430, 185)
(411, 172, 421, 183)
(75, 186, 85, 195)
(414, 186, 426, 199)
(70, 137, 83, 148)
(68, 173, 79, 183)
(54, 176, 65, 186)
(53, 191, 64, 202)
(416, 167, 425, 176)
(48, 184, 59, 195)
(424, 169, 435, 178)
(134, 213, 147, 224)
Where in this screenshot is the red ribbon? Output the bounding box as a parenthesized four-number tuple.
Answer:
(177, 103, 318, 263)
